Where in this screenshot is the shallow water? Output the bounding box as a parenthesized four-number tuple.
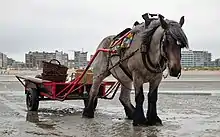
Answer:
(0, 89, 220, 137)
(0, 74, 220, 137)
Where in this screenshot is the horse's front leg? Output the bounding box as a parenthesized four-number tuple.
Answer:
(146, 76, 163, 126)
(132, 77, 146, 126)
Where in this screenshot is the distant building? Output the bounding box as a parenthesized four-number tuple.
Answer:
(181, 50, 212, 67)
(74, 51, 88, 69)
(12, 61, 25, 69)
(55, 51, 62, 64)
(0, 52, 8, 68)
(181, 50, 194, 67)
(0, 55, 2, 68)
(209, 61, 216, 67)
(54, 50, 68, 66)
(25, 52, 37, 68)
(7, 58, 15, 67)
(25, 51, 69, 68)
(193, 51, 211, 67)
(214, 58, 220, 67)
(90, 54, 94, 68)
(67, 59, 74, 69)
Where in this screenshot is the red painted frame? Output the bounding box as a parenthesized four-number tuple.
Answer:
(37, 81, 116, 101)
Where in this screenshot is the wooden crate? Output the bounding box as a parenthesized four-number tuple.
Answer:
(75, 69, 93, 84)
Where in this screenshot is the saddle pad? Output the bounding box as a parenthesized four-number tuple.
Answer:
(110, 32, 134, 50)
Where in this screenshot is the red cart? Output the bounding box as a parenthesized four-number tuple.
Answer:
(16, 49, 120, 111)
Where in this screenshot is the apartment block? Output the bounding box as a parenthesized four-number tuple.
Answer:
(25, 51, 68, 68)
(74, 51, 88, 69)
(181, 50, 212, 67)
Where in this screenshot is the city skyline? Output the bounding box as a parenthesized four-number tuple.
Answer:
(0, 48, 218, 62)
(0, 48, 218, 63)
(1, 49, 220, 69)
(1, 0, 220, 62)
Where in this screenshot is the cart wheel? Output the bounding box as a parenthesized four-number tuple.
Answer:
(84, 98, 98, 110)
(26, 88, 39, 111)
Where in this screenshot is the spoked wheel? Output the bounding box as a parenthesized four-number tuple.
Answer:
(83, 98, 98, 110)
(26, 88, 39, 111)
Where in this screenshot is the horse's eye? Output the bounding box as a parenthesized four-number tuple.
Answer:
(176, 40, 181, 45)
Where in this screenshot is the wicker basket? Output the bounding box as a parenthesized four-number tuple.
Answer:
(41, 73, 67, 82)
(42, 59, 68, 75)
(42, 59, 68, 82)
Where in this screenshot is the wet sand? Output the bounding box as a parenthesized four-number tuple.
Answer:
(0, 72, 220, 137)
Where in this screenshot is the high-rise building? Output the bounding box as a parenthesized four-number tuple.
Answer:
(0, 52, 8, 68)
(74, 51, 88, 69)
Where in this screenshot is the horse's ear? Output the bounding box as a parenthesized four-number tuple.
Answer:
(133, 21, 140, 26)
(159, 14, 168, 29)
(142, 13, 149, 21)
(179, 16, 184, 27)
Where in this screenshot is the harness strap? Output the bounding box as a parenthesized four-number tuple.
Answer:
(141, 52, 166, 73)
(141, 52, 157, 73)
(108, 53, 133, 80)
(119, 63, 133, 80)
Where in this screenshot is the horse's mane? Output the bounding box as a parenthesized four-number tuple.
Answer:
(141, 19, 188, 48)
(167, 20, 189, 48)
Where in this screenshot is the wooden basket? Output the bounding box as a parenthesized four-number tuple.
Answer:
(42, 59, 68, 75)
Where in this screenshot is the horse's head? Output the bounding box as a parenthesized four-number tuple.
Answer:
(159, 15, 188, 77)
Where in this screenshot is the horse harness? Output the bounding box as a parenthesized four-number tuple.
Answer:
(107, 23, 169, 81)
(141, 25, 167, 74)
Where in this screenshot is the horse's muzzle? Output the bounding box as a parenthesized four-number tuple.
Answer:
(169, 67, 181, 77)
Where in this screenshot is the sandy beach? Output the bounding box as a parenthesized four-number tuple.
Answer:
(0, 70, 219, 136)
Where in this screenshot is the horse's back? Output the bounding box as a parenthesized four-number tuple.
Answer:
(95, 35, 115, 50)
(92, 35, 116, 74)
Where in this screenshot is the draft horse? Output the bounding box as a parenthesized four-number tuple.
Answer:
(83, 14, 189, 126)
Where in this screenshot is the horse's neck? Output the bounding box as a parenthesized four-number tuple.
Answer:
(148, 27, 164, 64)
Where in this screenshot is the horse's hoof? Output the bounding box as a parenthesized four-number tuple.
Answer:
(82, 108, 94, 118)
(145, 121, 163, 126)
(132, 119, 148, 126)
(133, 122, 148, 127)
(146, 116, 163, 126)
(126, 115, 133, 120)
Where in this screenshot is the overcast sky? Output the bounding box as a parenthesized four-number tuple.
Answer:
(0, 0, 219, 61)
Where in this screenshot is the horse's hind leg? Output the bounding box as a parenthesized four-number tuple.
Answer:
(83, 71, 110, 118)
(82, 36, 112, 118)
(119, 82, 135, 119)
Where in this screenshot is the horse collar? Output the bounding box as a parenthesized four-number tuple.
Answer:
(141, 31, 167, 73)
